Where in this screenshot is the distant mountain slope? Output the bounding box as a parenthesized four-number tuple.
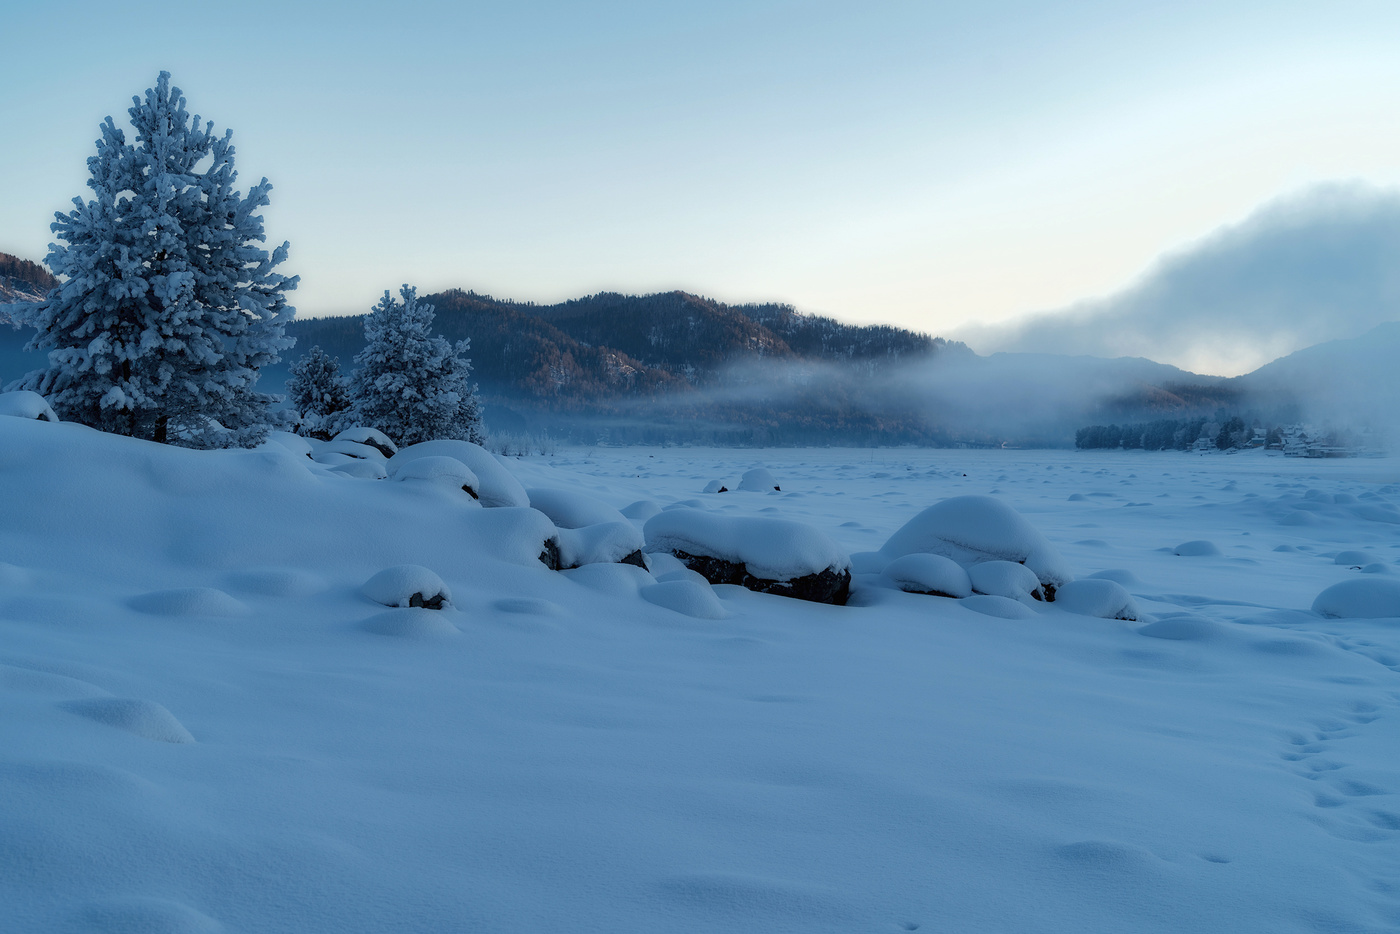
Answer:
(0, 251, 56, 321)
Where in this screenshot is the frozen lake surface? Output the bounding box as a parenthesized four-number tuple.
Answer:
(2, 422, 1399, 933)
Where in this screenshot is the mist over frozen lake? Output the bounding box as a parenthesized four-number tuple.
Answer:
(3, 422, 1399, 933)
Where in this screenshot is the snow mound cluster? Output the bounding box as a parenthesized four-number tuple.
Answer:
(0, 390, 59, 422)
(1312, 579, 1400, 619)
(879, 495, 1072, 599)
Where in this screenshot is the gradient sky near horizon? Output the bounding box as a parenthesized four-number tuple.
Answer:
(4, 0, 1400, 368)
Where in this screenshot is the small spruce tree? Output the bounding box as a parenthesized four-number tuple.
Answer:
(286, 345, 351, 440)
(346, 286, 484, 446)
(10, 72, 295, 447)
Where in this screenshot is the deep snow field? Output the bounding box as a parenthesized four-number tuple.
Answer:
(3, 416, 1400, 934)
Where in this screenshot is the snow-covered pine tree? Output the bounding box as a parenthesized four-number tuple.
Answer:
(286, 345, 351, 440)
(347, 286, 484, 446)
(10, 72, 296, 447)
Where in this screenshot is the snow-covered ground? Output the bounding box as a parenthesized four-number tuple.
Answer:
(3, 419, 1400, 933)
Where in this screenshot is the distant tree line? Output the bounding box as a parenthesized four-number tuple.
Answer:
(0, 253, 57, 294)
(1076, 415, 1283, 451)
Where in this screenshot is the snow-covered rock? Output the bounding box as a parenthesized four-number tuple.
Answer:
(1055, 579, 1139, 621)
(555, 520, 647, 569)
(1173, 540, 1222, 557)
(320, 438, 388, 462)
(392, 455, 481, 499)
(329, 460, 388, 480)
(0, 390, 58, 423)
(882, 553, 972, 598)
(1312, 579, 1400, 619)
(333, 426, 398, 458)
(880, 496, 1072, 598)
(702, 480, 729, 494)
(388, 440, 529, 508)
(968, 560, 1044, 602)
(620, 499, 662, 521)
(361, 565, 452, 609)
(527, 487, 628, 529)
(263, 431, 314, 459)
(644, 508, 851, 604)
(737, 468, 780, 492)
(1333, 550, 1372, 567)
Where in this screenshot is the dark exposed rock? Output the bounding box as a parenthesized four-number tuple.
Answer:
(462, 484, 479, 499)
(407, 592, 447, 610)
(618, 550, 650, 570)
(671, 549, 851, 606)
(539, 537, 563, 570)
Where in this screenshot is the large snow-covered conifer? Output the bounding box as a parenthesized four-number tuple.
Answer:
(10, 72, 296, 447)
(287, 345, 351, 440)
(347, 286, 484, 446)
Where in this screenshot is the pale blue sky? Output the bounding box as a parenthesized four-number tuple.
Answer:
(4, 0, 1400, 359)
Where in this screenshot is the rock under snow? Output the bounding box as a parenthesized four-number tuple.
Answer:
(555, 520, 647, 569)
(391, 455, 481, 499)
(644, 508, 851, 604)
(527, 487, 629, 529)
(0, 390, 58, 423)
(333, 426, 398, 458)
(1312, 578, 1400, 619)
(702, 480, 729, 494)
(320, 438, 388, 462)
(328, 460, 388, 480)
(1173, 540, 1222, 557)
(361, 565, 452, 610)
(880, 495, 1072, 598)
(882, 553, 972, 598)
(737, 468, 780, 492)
(968, 560, 1045, 602)
(1333, 550, 1372, 567)
(388, 440, 529, 508)
(1054, 579, 1140, 621)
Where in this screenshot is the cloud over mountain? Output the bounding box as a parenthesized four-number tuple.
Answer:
(958, 183, 1400, 376)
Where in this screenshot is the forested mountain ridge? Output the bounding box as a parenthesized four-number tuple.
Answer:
(0, 251, 56, 316)
(284, 288, 965, 401)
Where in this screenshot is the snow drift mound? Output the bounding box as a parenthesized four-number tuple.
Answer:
(644, 508, 851, 605)
(1312, 579, 1400, 619)
(387, 440, 529, 508)
(880, 495, 1071, 600)
(59, 698, 196, 743)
